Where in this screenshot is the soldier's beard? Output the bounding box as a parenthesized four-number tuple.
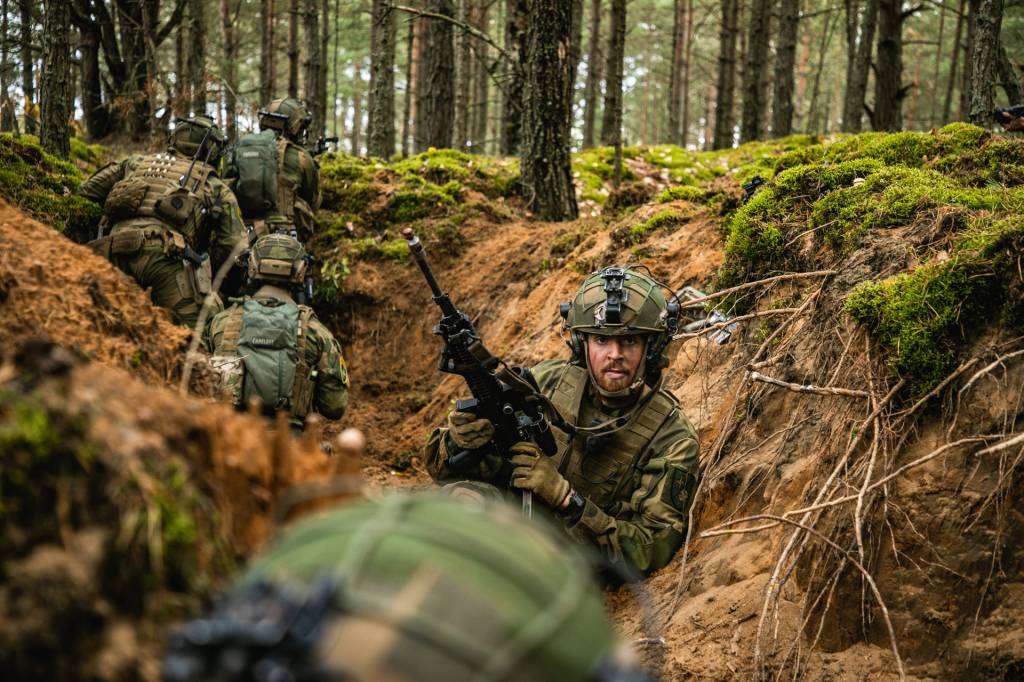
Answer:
(592, 361, 637, 393)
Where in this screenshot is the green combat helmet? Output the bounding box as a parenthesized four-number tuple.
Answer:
(560, 266, 680, 391)
(168, 115, 227, 165)
(161, 493, 651, 682)
(258, 97, 314, 143)
(248, 232, 308, 286)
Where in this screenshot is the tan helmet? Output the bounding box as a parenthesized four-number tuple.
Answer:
(247, 233, 308, 285)
(560, 266, 679, 388)
(168, 115, 227, 165)
(258, 98, 313, 142)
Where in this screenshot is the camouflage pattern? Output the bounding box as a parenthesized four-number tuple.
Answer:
(564, 268, 672, 336)
(247, 232, 308, 284)
(203, 284, 348, 425)
(258, 97, 313, 142)
(232, 493, 621, 681)
(425, 358, 698, 578)
(79, 149, 247, 328)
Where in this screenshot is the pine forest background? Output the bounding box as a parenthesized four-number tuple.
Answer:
(2, 0, 1023, 169)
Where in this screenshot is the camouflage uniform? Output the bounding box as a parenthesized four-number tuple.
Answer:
(80, 117, 247, 328)
(425, 268, 699, 578)
(222, 98, 321, 241)
(163, 493, 649, 682)
(203, 234, 348, 427)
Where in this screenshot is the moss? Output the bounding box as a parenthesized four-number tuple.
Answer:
(69, 137, 104, 169)
(658, 185, 705, 203)
(620, 208, 686, 245)
(572, 146, 637, 205)
(0, 133, 102, 236)
(348, 237, 410, 262)
(393, 148, 473, 183)
(388, 179, 461, 223)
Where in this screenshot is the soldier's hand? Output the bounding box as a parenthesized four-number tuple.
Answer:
(447, 409, 495, 450)
(510, 442, 571, 508)
(1007, 116, 1024, 133)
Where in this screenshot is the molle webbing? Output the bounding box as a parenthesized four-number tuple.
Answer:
(276, 137, 295, 221)
(119, 153, 211, 243)
(218, 307, 247, 354)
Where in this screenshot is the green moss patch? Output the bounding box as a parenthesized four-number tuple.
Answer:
(0, 133, 103, 237)
(658, 185, 706, 203)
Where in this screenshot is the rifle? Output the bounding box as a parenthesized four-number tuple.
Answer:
(677, 286, 737, 345)
(403, 228, 558, 515)
(993, 105, 1024, 128)
(307, 136, 339, 157)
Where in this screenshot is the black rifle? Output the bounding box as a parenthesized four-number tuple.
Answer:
(307, 136, 339, 157)
(403, 229, 558, 511)
(993, 105, 1024, 126)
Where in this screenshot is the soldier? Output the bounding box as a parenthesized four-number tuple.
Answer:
(222, 98, 322, 242)
(162, 492, 652, 682)
(203, 232, 348, 429)
(79, 116, 247, 328)
(425, 267, 699, 579)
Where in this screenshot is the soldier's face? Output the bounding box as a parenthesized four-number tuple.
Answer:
(586, 334, 646, 393)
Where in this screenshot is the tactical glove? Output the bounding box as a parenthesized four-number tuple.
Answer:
(447, 409, 495, 450)
(510, 442, 571, 509)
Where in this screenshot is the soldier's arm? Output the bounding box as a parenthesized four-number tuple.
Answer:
(78, 158, 130, 204)
(567, 421, 699, 578)
(206, 183, 249, 275)
(424, 421, 505, 484)
(311, 322, 349, 420)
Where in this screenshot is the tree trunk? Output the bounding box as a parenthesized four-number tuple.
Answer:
(20, 0, 35, 133)
(501, 0, 527, 155)
(189, 0, 206, 114)
(40, 0, 71, 157)
(454, 0, 473, 150)
(402, 12, 415, 157)
(221, 0, 239, 142)
(960, 0, 978, 120)
(351, 60, 363, 154)
(873, 0, 911, 131)
(302, 0, 323, 139)
(997, 42, 1022, 104)
(840, 0, 877, 132)
(771, 0, 798, 137)
(581, 0, 601, 148)
(1, 0, 13, 132)
(470, 0, 489, 152)
(368, 0, 396, 158)
(929, 0, 946, 127)
(569, 0, 584, 106)
(668, 0, 684, 143)
(740, 0, 772, 143)
(415, 0, 455, 151)
(713, 0, 738, 149)
(521, 0, 577, 221)
(319, 0, 329, 136)
(943, 0, 966, 123)
(599, 0, 625, 147)
(680, 0, 693, 147)
(968, 0, 1003, 125)
(288, 0, 299, 98)
(174, 12, 189, 116)
(260, 0, 276, 104)
(807, 8, 838, 133)
(332, 0, 340, 135)
(73, 1, 110, 139)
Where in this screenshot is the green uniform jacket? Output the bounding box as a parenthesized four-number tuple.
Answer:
(222, 136, 321, 240)
(80, 154, 247, 276)
(203, 286, 349, 422)
(425, 359, 699, 578)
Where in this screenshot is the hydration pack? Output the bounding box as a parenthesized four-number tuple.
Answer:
(227, 130, 281, 218)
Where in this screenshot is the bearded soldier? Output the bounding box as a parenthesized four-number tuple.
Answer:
(222, 98, 322, 242)
(203, 233, 348, 429)
(79, 116, 247, 328)
(162, 493, 652, 682)
(425, 267, 699, 579)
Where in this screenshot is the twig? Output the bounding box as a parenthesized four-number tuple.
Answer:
(749, 370, 870, 398)
(702, 515, 906, 681)
(391, 4, 512, 62)
(958, 348, 1024, 398)
(675, 269, 836, 309)
(672, 307, 802, 340)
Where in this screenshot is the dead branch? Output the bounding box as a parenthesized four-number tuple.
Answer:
(958, 348, 1024, 398)
(675, 269, 836, 308)
(702, 515, 905, 681)
(392, 4, 512, 62)
(749, 370, 870, 398)
(975, 432, 1024, 457)
(897, 357, 980, 422)
(672, 307, 802, 341)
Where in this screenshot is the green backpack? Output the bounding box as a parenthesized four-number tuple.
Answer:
(227, 130, 280, 218)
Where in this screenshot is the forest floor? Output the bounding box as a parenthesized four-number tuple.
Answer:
(2, 127, 1024, 680)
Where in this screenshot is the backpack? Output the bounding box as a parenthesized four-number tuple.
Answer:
(228, 130, 280, 218)
(211, 298, 317, 418)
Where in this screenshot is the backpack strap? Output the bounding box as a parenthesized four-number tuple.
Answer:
(218, 306, 247, 354)
(276, 136, 295, 220)
(291, 305, 318, 417)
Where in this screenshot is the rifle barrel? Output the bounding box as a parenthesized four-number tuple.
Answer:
(402, 229, 446, 300)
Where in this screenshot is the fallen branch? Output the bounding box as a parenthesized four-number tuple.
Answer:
(675, 269, 836, 309)
(958, 348, 1024, 398)
(749, 370, 870, 398)
(701, 515, 905, 681)
(672, 307, 801, 340)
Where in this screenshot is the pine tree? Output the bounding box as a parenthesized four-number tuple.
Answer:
(581, 0, 602, 148)
(771, 0, 799, 137)
(416, 0, 455, 151)
(368, 0, 397, 158)
(713, 0, 739, 149)
(968, 0, 1004, 125)
(40, 0, 71, 157)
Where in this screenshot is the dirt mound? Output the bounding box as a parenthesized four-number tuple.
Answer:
(0, 198, 189, 383)
(0, 341, 338, 681)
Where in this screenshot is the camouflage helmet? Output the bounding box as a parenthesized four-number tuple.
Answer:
(248, 232, 308, 285)
(258, 97, 313, 142)
(560, 266, 679, 387)
(168, 115, 227, 165)
(162, 493, 648, 682)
